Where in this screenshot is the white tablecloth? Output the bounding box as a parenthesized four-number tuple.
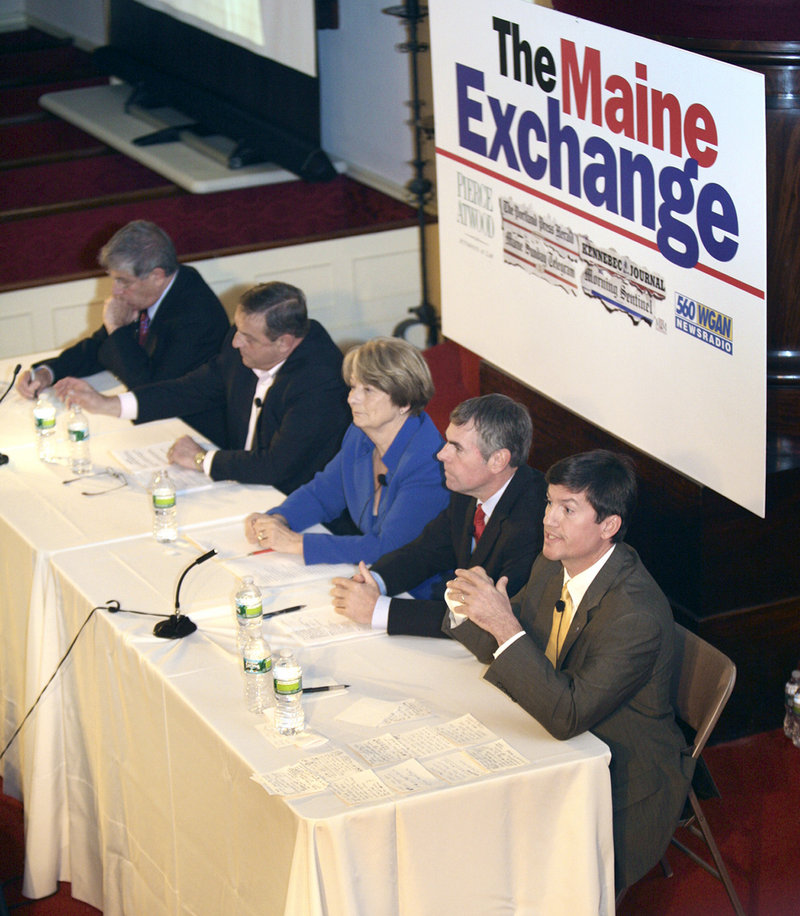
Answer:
(0, 355, 615, 915)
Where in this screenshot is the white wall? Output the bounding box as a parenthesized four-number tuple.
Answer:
(318, 0, 423, 197)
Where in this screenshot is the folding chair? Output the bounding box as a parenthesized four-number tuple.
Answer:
(662, 623, 746, 916)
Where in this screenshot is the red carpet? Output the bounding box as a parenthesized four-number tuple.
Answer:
(618, 729, 800, 916)
(0, 79, 106, 122)
(0, 118, 106, 165)
(0, 153, 176, 214)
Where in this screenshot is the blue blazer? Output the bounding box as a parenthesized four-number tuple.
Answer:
(269, 412, 449, 578)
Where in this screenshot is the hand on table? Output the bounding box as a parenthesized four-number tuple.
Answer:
(53, 377, 122, 416)
(331, 561, 379, 624)
(167, 435, 206, 471)
(244, 512, 303, 555)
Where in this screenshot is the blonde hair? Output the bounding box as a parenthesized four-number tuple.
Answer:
(343, 338, 434, 416)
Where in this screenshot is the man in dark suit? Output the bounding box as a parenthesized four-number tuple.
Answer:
(16, 221, 229, 404)
(331, 394, 546, 636)
(58, 282, 350, 493)
(445, 449, 694, 893)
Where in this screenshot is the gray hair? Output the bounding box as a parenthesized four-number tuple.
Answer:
(98, 221, 178, 277)
(343, 337, 434, 416)
(450, 394, 533, 467)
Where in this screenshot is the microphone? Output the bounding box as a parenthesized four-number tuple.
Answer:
(377, 473, 387, 487)
(153, 548, 218, 639)
(0, 363, 21, 407)
(254, 397, 262, 408)
(554, 599, 565, 614)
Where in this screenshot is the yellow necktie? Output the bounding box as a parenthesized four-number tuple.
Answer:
(545, 581, 573, 667)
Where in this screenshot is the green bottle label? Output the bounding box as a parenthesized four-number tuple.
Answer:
(274, 677, 302, 695)
(244, 656, 272, 674)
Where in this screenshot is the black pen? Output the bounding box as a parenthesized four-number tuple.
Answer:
(304, 684, 349, 694)
(262, 604, 305, 619)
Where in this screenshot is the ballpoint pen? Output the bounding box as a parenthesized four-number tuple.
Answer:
(248, 547, 273, 556)
(262, 604, 305, 619)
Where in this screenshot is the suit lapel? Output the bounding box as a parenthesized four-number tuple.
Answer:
(468, 469, 523, 565)
(232, 365, 259, 448)
(535, 568, 563, 652)
(455, 497, 477, 566)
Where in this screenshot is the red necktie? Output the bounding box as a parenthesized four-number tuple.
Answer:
(138, 311, 150, 346)
(473, 504, 486, 542)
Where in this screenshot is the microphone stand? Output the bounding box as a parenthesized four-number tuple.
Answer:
(0, 363, 21, 407)
(153, 548, 217, 639)
(0, 364, 22, 465)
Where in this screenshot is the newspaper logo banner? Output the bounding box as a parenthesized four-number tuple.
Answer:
(674, 293, 733, 354)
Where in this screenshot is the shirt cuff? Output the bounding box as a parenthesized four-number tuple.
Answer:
(118, 391, 138, 420)
(493, 630, 526, 658)
(31, 364, 54, 387)
(444, 588, 468, 628)
(372, 594, 390, 631)
(447, 607, 469, 628)
(202, 448, 218, 476)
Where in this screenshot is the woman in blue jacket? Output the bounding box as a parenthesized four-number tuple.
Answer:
(245, 337, 449, 589)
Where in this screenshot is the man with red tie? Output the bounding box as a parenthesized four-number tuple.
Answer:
(16, 220, 229, 401)
(331, 394, 546, 636)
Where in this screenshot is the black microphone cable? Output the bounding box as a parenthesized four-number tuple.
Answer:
(0, 549, 218, 759)
(0, 599, 164, 763)
(0, 363, 21, 407)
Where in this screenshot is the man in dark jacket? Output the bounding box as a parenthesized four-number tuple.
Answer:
(56, 282, 350, 493)
(17, 221, 229, 410)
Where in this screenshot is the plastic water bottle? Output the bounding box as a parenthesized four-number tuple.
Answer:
(33, 391, 57, 461)
(242, 631, 273, 714)
(273, 648, 304, 735)
(151, 469, 177, 542)
(784, 670, 800, 738)
(67, 404, 91, 474)
(234, 576, 263, 651)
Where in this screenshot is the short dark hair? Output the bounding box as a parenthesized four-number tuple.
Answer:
(98, 220, 178, 277)
(546, 449, 637, 542)
(342, 337, 434, 416)
(239, 282, 310, 340)
(450, 394, 533, 467)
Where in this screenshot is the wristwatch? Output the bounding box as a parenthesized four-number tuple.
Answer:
(194, 450, 206, 470)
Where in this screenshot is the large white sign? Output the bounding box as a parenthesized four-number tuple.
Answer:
(430, 0, 766, 515)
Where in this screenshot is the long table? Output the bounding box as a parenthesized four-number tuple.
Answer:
(0, 356, 615, 914)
